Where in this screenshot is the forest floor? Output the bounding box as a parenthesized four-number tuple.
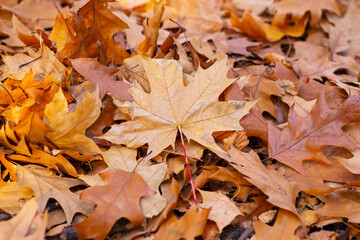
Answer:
(0, 0, 359, 239)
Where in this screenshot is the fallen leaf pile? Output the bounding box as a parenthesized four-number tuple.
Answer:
(1, 0, 360, 239)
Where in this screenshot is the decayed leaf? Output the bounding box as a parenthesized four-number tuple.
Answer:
(44, 87, 101, 155)
(0, 198, 47, 240)
(199, 190, 243, 232)
(154, 206, 210, 240)
(71, 58, 133, 101)
(268, 90, 360, 174)
(16, 165, 94, 224)
(254, 209, 301, 240)
(228, 146, 299, 216)
(101, 57, 256, 160)
(76, 169, 155, 240)
(0, 182, 33, 214)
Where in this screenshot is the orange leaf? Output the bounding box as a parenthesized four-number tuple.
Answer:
(154, 206, 210, 240)
(254, 209, 301, 240)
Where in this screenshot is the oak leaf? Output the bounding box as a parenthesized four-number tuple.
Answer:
(75, 169, 155, 240)
(0, 181, 33, 214)
(44, 87, 101, 155)
(254, 209, 301, 240)
(16, 165, 94, 224)
(101, 58, 256, 160)
(0, 198, 47, 240)
(324, 0, 360, 56)
(270, 0, 340, 26)
(228, 146, 299, 216)
(199, 190, 243, 232)
(316, 188, 360, 223)
(268, 90, 360, 174)
(231, 11, 306, 42)
(154, 206, 210, 240)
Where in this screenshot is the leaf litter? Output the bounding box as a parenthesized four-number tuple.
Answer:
(0, 0, 360, 239)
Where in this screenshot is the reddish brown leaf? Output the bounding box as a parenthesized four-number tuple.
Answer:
(268, 90, 360, 174)
(71, 58, 133, 101)
(76, 169, 155, 240)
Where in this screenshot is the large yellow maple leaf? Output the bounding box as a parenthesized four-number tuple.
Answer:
(101, 58, 257, 159)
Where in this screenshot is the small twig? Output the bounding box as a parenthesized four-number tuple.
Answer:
(19, 56, 41, 68)
(252, 64, 275, 98)
(0, 84, 14, 103)
(178, 125, 198, 206)
(238, 226, 254, 240)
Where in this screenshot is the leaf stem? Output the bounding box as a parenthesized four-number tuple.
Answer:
(177, 125, 198, 206)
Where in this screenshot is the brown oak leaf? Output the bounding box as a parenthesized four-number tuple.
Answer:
(268, 90, 360, 174)
(75, 169, 155, 240)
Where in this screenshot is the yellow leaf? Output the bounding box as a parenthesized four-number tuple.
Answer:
(44, 88, 101, 155)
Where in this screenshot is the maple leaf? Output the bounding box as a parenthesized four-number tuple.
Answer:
(8, 146, 78, 177)
(268, 90, 360, 174)
(75, 169, 155, 240)
(101, 57, 257, 159)
(44, 87, 101, 155)
(2, 45, 66, 82)
(16, 165, 94, 224)
(49, 0, 129, 63)
(228, 146, 300, 216)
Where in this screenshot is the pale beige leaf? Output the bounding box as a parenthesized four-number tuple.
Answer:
(3, 45, 66, 81)
(0, 198, 38, 240)
(101, 58, 256, 160)
(17, 165, 94, 223)
(199, 190, 243, 232)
